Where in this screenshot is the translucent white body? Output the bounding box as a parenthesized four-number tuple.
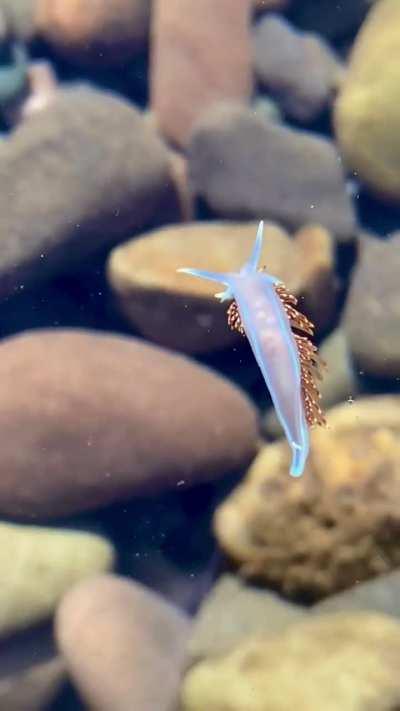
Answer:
(178, 221, 310, 477)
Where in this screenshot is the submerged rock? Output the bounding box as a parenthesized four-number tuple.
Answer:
(0, 86, 178, 298)
(151, 0, 253, 147)
(0, 329, 258, 519)
(107, 221, 336, 353)
(215, 396, 400, 599)
(0, 522, 114, 636)
(335, 0, 400, 202)
(181, 612, 400, 711)
(344, 233, 400, 378)
(188, 103, 356, 241)
(56, 574, 190, 711)
(37, 0, 150, 66)
(253, 15, 343, 122)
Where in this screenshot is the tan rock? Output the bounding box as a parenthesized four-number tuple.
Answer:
(150, 0, 253, 147)
(0, 522, 114, 637)
(215, 396, 400, 599)
(181, 612, 400, 711)
(37, 0, 149, 66)
(56, 574, 190, 711)
(0, 329, 258, 519)
(107, 221, 336, 353)
(334, 0, 400, 201)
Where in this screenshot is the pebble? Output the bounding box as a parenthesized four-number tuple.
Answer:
(150, 0, 253, 147)
(37, 0, 150, 66)
(56, 574, 191, 711)
(253, 14, 343, 122)
(107, 221, 336, 353)
(0, 329, 258, 519)
(188, 102, 356, 241)
(0, 522, 114, 636)
(0, 86, 179, 299)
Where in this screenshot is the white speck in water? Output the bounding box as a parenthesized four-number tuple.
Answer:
(348, 396, 354, 405)
(358, 370, 364, 376)
(310, 204, 315, 209)
(177, 480, 185, 487)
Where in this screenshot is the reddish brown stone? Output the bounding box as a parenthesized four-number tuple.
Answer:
(150, 0, 253, 147)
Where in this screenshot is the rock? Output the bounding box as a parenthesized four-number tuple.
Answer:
(188, 103, 356, 241)
(56, 574, 190, 711)
(334, 0, 400, 202)
(107, 221, 336, 353)
(0, 329, 258, 519)
(344, 234, 400, 378)
(150, 0, 253, 147)
(188, 574, 305, 663)
(264, 326, 357, 438)
(253, 15, 344, 122)
(314, 571, 400, 619)
(214, 396, 400, 600)
(0, 86, 178, 299)
(0, 522, 114, 636)
(0, 0, 38, 40)
(290, 0, 374, 40)
(0, 657, 64, 711)
(37, 0, 150, 67)
(181, 612, 400, 711)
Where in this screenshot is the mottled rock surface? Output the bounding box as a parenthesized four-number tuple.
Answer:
(344, 233, 400, 378)
(253, 15, 343, 122)
(215, 396, 400, 599)
(0, 329, 258, 519)
(0, 86, 178, 299)
(56, 574, 190, 711)
(37, 0, 150, 66)
(0, 522, 114, 636)
(151, 0, 252, 147)
(335, 0, 400, 201)
(107, 221, 335, 353)
(188, 574, 305, 663)
(189, 103, 355, 240)
(181, 612, 400, 711)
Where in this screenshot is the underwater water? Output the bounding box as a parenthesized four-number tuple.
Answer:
(1, 1, 400, 709)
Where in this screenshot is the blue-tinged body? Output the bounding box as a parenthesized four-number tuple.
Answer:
(178, 221, 310, 477)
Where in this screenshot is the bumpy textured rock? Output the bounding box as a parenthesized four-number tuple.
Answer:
(107, 221, 336, 353)
(0, 86, 178, 299)
(181, 612, 400, 711)
(264, 326, 357, 438)
(188, 574, 305, 663)
(215, 396, 400, 599)
(0, 329, 258, 519)
(189, 103, 355, 241)
(56, 575, 190, 711)
(334, 0, 400, 201)
(37, 0, 149, 66)
(0, 657, 64, 711)
(344, 233, 400, 378)
(150, 0, 253, 147)
(0, 522, 114, 636)
(253, 15, 343, 122)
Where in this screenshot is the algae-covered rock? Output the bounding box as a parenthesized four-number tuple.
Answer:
(181, 612, 400, 711)
(215, 396, 400, 599)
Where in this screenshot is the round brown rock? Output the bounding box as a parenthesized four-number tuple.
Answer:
(37, 0, 150, 66)
(56, 574, 190, 711)
(0, 329, 258, 519)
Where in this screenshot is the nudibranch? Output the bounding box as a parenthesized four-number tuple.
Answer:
(177, 221, 326, 477)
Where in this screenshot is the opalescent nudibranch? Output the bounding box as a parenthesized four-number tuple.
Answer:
(177, 221, 326, 477)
